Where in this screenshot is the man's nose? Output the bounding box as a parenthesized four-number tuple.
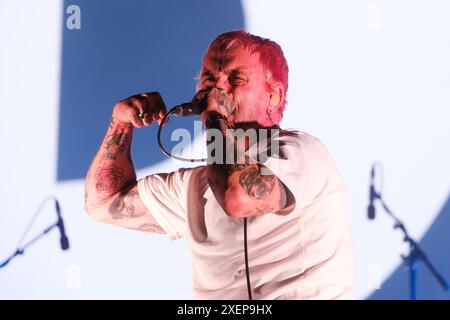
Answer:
(214, 75, 230, 92)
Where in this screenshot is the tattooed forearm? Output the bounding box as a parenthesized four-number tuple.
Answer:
(104, 131, 129, 160)
(109, 189, 145, 220)
(238, 165, 276, 199)
(104, 116, 133, 161)
(130, 223, 164, 234)
(255, 204, 275, 214)
(242, 204, 275, 216)
(205, 113, 277, 207)
(94, 164, 127, 195)
(203, 101, 282, 216)
(85, 114, 140, 222)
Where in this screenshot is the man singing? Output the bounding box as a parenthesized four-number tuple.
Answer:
(84, 30, 354, 299)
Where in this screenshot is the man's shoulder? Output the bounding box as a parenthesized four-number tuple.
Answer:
(140, 165, 207, 188)
(175, 165, 209, 186)
(279, 128, 322, 145)
(174, 165, 208, 178)
(276, 129, 328, 158)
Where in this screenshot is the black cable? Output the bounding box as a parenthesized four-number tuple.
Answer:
(157, 107, 206, 163)
(158, 110, 253, 300)
(244, 217, 253, 300)
(372, 161, 384, 195)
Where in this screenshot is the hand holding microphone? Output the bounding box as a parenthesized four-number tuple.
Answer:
(112, 88, 234, 128)
(112, 92, 168, 128)
(124, 88, 236, 163)
(171, 88, 236, 122)
(171, 89, 209, 117)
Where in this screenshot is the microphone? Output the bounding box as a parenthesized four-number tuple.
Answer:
(171, 89, 209, 116)
(367, 165, 378, 220)
(55, 199, 70, 250)
(171, 102, 204, 116)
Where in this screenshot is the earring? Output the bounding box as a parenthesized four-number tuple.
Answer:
(269, 93, 280, 107)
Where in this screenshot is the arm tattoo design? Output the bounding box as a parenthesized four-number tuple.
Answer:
(242, 204, 275, 216)
(238, 165, 276, 199)
(134, 222, 164, 233)
(104, 131, 129, 160)
(94, 164, 126, 195)
(109, 189, 145, 220)
(255, 204, 275, 214)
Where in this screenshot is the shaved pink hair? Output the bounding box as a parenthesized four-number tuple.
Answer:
(203, 30, 289, 111)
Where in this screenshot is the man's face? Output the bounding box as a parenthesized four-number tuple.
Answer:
(198, 45, 272, 126)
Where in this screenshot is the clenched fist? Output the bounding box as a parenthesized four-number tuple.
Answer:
(112, 92, 167, 128)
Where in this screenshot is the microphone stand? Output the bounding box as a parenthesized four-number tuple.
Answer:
(374, 190, 449, 299)
(0, 196, 64, 269)
(0, 221, 60, 269)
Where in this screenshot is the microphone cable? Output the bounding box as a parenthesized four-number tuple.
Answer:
(244, 217, 253, 300)
(157, 105, 206, 163)
(157, 107, 254, 300)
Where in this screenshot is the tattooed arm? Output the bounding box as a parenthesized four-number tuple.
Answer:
(204, 111, 287, 219)
(84, 92, 167, 233)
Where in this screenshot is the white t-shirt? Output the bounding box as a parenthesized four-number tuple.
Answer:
(137, 129, 354, 299)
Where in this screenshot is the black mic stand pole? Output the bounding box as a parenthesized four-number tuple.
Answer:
(0, 196, 66, 269)
(0, 221, 60, 269)
(374, 190, 449, 299)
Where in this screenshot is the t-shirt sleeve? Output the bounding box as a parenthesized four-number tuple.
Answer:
(137, 168, 192, 240)
(247, 129, 329, 215)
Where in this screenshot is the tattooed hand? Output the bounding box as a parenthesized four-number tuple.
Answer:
(113, 92, 167, 128)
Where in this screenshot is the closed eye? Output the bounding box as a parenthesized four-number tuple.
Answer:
(201, 69, 215, 85)
(229, 75, 247, 85)
(202, 76, 215, 84)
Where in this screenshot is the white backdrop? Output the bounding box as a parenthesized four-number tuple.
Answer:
(1, 0, 449, 299)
